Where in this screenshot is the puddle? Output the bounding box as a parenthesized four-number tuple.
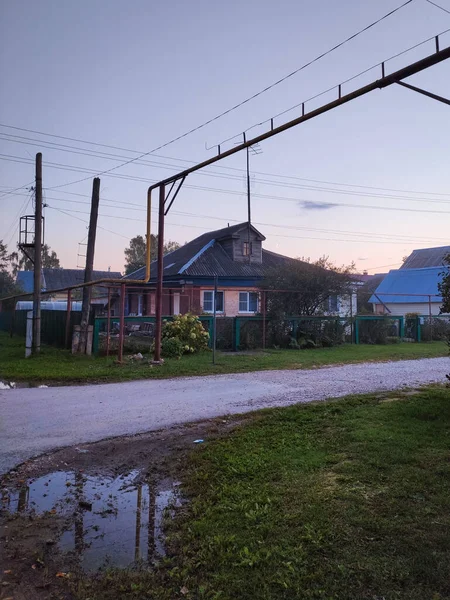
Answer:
(1, 470, 180, 571)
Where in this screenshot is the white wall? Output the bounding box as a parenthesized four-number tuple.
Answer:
(373, 302, 444, 316)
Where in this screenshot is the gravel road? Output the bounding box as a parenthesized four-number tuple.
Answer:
(1, 357, 448, 475)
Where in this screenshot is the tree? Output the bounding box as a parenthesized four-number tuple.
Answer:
(263, 256, 355, 317)
(0, 240, 22, 300)
(124, 234, 181, 275)
(9, 243, 61, 275)
(438, 253, 450, 314)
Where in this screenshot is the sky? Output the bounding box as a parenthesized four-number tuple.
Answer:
(1, 0, 449, 276)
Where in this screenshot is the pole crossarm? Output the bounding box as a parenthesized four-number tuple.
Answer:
(145, 44, 450, 195)
(396, 80, 450, 105)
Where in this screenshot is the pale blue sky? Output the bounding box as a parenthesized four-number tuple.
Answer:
(1, 0, 449, 274)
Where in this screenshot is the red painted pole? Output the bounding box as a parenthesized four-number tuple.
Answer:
(262, 291, 266, 350)
(154, 184, 165, 362)
(65, 289, 72, 348)
(106, 287, 111, 357)
(118, 283, 126, 363)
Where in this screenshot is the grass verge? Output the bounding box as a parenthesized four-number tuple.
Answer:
(0, 330, 447, 384)
(74, 386, 450, 599)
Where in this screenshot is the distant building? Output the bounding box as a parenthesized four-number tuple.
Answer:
(369, 245, 450, 316)
(16, 268, 121, 308)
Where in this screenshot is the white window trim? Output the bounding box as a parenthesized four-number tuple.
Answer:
(238, 291, 258, 313)
(202, 290, 224, 314)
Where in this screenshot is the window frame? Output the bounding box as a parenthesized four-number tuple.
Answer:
(202, 290, 224, 314)
(242, 241, 252, 256)
(238, 291, 258, 313)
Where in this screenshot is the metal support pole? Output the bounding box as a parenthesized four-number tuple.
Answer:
(106, 287, 111, 357)
(428, 295, 433, 341)
(79, 177, 100, 353)
(145, 188, 152, 281)
(262, 291, 266, 350)
(65, 289, 72, 349)
(153, 184, 165, 362)
(118, 283, 125, 363)
(246, 146, 251, 263)
(213, 276, 217, 365)
(350, 291, 354, 344)
(33, 152, 43, 354)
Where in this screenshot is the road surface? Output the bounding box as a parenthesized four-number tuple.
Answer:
(1, 357, 448, 475)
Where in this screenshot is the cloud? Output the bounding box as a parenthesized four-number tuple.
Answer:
(358, 257, 368, 261)
(298, 200, 335, 211)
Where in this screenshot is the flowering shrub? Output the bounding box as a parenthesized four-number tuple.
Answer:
(161, 337, 184, 359)
(161, 314, 209, 355)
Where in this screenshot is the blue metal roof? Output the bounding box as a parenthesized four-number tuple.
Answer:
(369, 267, 446, 304)
(16, 271, 34, 293)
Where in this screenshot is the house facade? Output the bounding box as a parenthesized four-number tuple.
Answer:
(369, 245, 450, 316)
(122, 222, 356, 318)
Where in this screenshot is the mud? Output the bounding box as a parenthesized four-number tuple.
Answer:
(0, 415, 240, 600)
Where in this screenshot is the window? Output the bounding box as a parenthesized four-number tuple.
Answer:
(203, 290, 224, 313)
(239, 291, 258, 313)
(243, 242, 252, 256)
(137, 294, 143, 316)
(328, 295, 339, 313)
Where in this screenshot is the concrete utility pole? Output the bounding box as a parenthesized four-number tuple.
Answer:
(79, 177, 100, 353)
(32, 152, 43, 354)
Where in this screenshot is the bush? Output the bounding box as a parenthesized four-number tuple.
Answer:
(161, 314, 209, 354)
(161, 337, 184, 359)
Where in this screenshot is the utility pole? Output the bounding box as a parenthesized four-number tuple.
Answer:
(79, 177, 100, 353)
(246, 146, 251, 264)
(32, 152, 43, 354)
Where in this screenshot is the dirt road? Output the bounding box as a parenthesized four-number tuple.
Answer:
(1, 357, 448, 474)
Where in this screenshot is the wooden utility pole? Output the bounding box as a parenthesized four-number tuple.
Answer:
(32, 153, 43, 354)
(79, 178, 100, 353)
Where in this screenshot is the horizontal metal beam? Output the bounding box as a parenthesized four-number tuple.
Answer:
(147, 44, 450, 192)
(396, 80, 450, 106)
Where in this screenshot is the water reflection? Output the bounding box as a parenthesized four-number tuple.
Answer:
(2, 470, 179, 571)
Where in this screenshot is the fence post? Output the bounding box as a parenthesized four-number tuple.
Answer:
(399, 316, 405, 340)
(92, 318, 100, 355)
(355, 317, 359, 344)
(417, 316, 421, 342)
(234, 318, 241, 351)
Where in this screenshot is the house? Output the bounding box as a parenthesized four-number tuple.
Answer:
(122, 222, 356, 318)
(16, 268, 121, 309)
(369, 245, 450, 316)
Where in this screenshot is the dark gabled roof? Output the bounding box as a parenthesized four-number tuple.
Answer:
(124, 222, 287, 281)
(401, 246, 450, 269)
(369, 267, 445, 304)
(17, 269, 122, 294)
(42, 269, 121, 290)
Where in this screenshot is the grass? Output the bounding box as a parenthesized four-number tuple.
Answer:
(74, 386, 450, 600)
(0, 330, 447, 384)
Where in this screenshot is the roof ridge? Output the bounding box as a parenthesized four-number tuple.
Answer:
(178, 239, 215, 274)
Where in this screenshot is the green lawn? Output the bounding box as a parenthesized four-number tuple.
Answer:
(76, 386, 450, 600)
(0, 330, 447, 384)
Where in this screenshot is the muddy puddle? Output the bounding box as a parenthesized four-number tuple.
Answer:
(1, 469, 180, 571)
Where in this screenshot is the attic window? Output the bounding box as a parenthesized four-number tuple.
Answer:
(164, 263, 175, 270)
(243, 242, 252, 256)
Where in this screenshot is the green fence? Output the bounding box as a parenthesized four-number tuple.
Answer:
(92, 314, 419, 355)
(0, 309, 82, 348)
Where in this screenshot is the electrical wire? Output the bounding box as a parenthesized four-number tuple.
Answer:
(4, 133, 450, 204)
(2, 126, 450, 199)
(26, 0, 413, 191)
(47, 206, 130, 240)
(0, 180, 34, 200)
(3, 154, 450, 213)
(425, 0, 450, 14)
(213, 26, 450, 148)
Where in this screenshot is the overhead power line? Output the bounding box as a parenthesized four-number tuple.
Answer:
(10, 189, 448, 244)
(425, 0, 450, 15)
(2, 131, 450, 201)
(3, 154, 450, 212)
(23, 0, 413, 191)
